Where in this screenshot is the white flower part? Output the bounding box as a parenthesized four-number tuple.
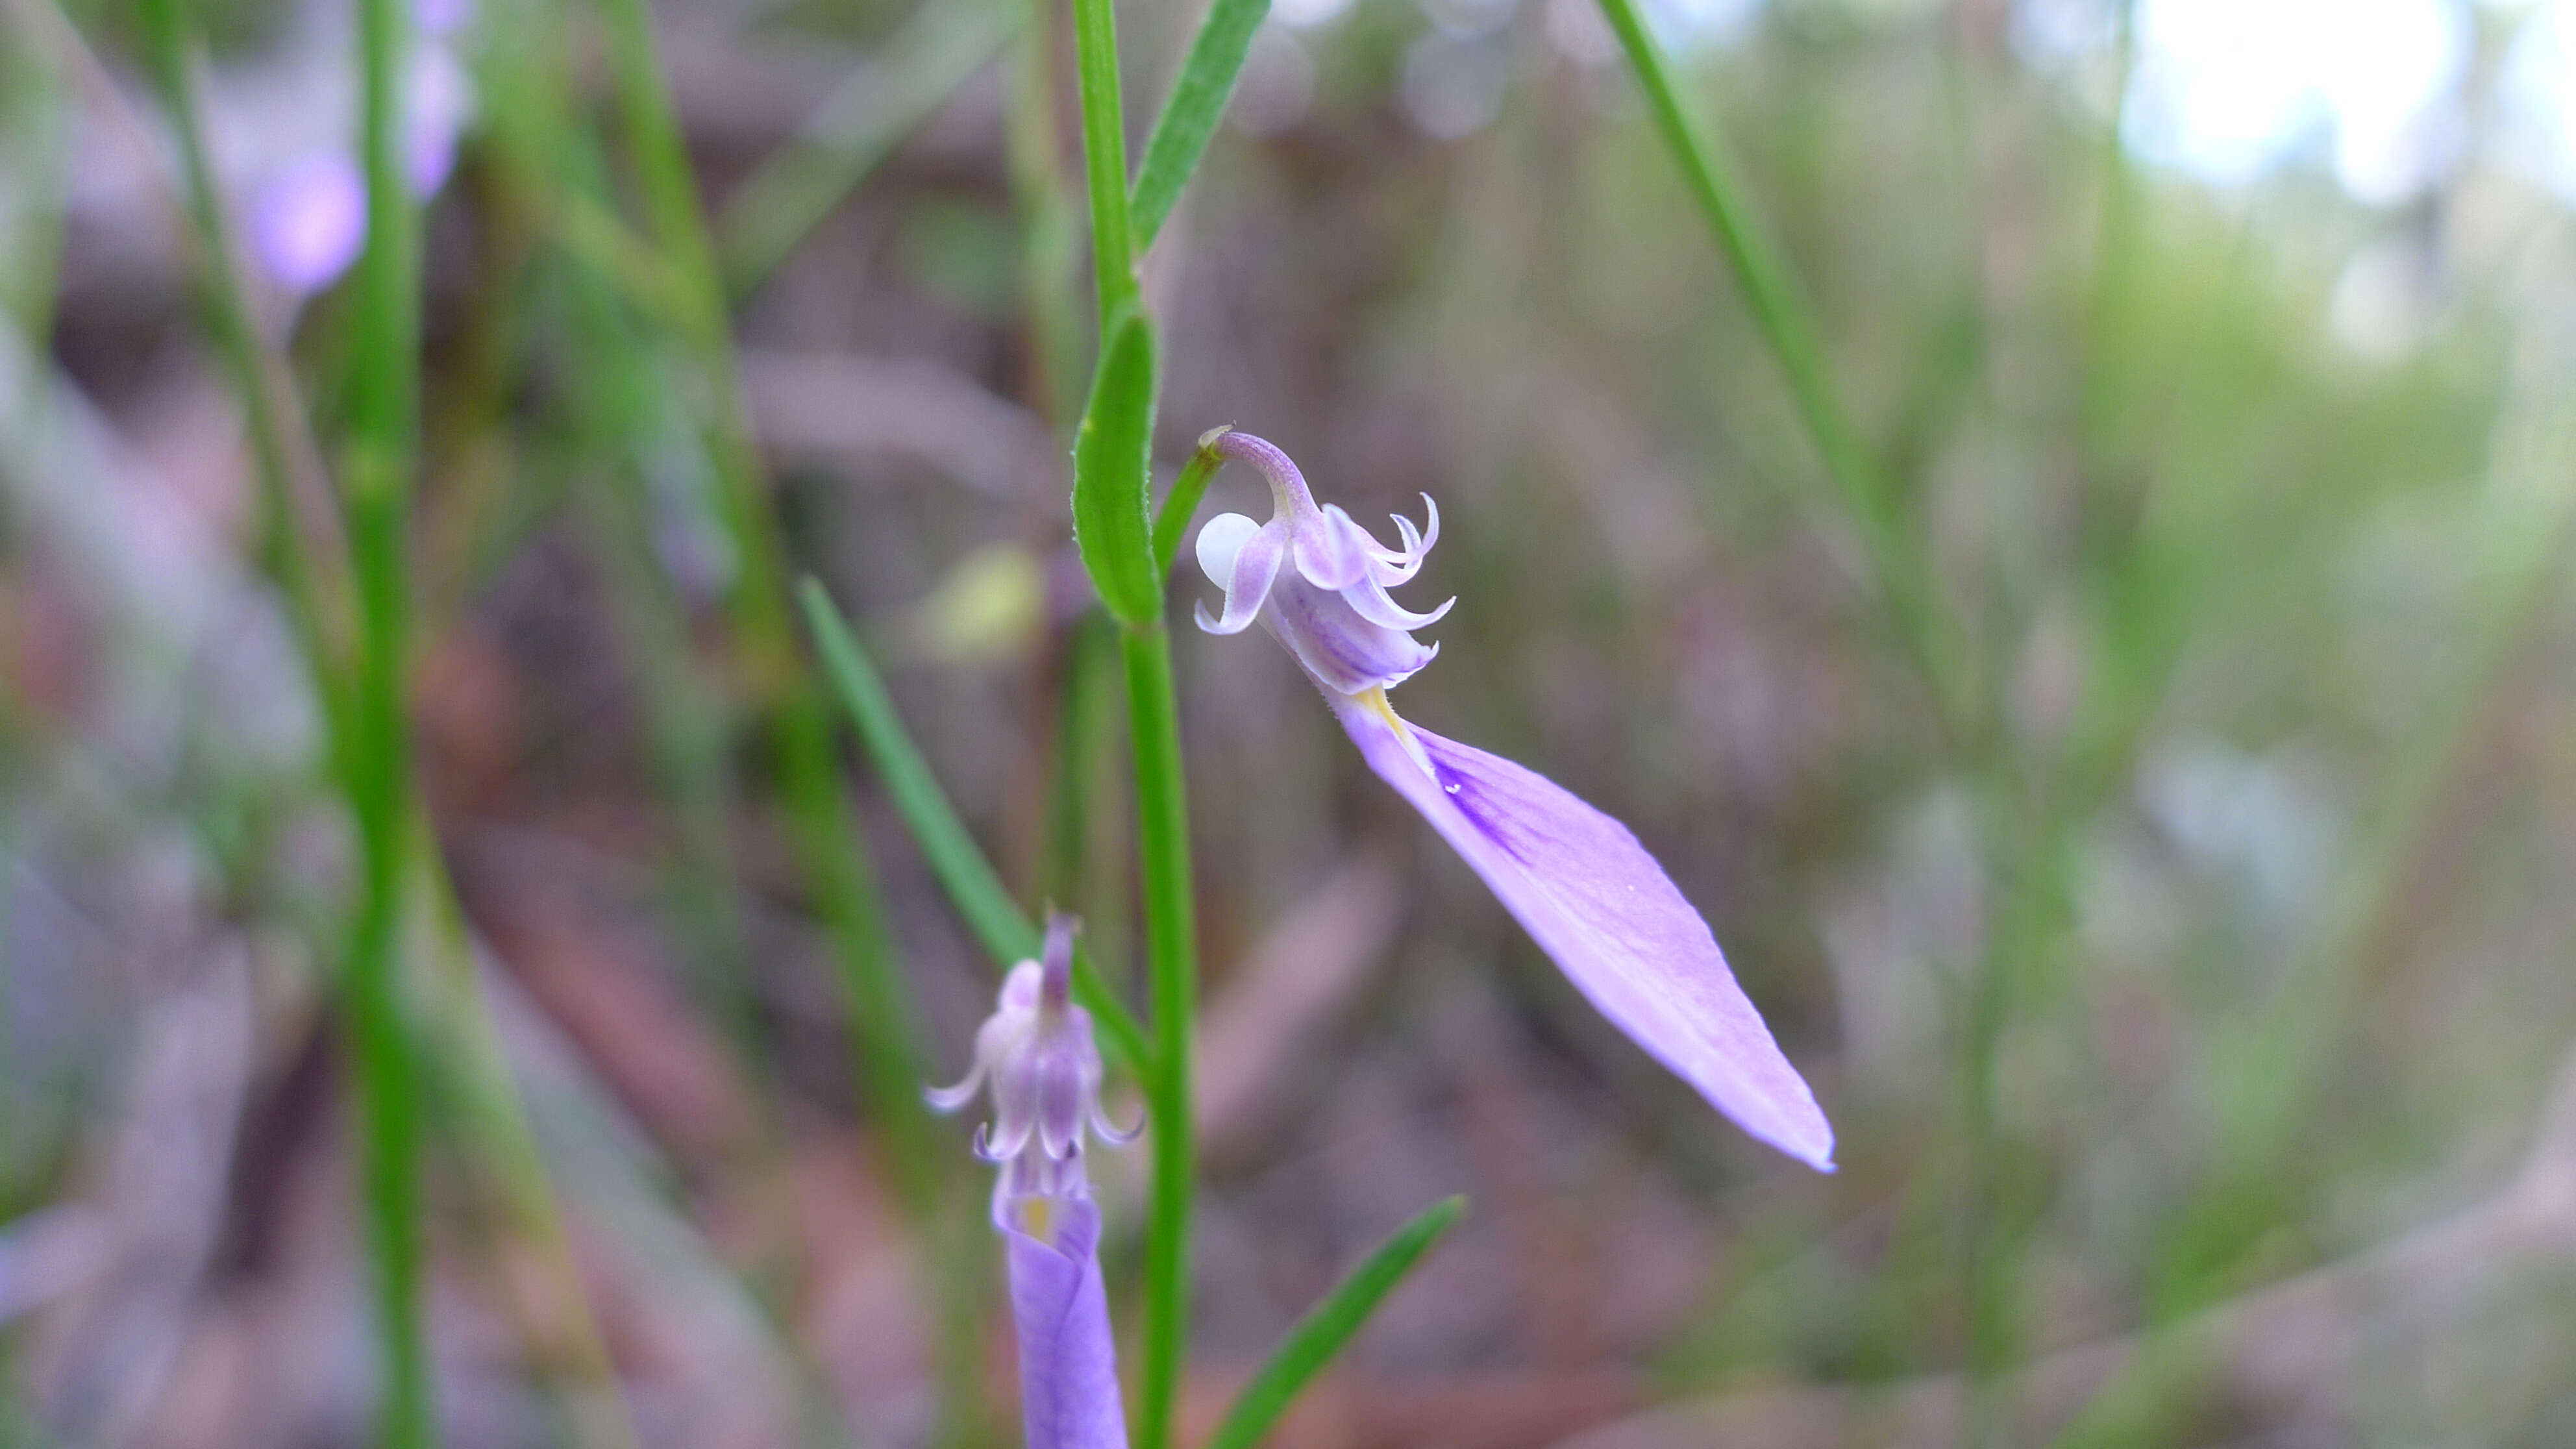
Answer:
(1195, 511, 1263, 582)
(1193, 513, 1283, 636)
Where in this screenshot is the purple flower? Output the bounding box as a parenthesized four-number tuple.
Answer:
(928, 915, 1134, 1449)
(247, 40, 476, 298)
(1191, 430, 1835, 1170)
(249, 152, 368, 297)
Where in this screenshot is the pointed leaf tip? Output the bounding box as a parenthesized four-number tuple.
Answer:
(1205, 1195, 1467, 1449)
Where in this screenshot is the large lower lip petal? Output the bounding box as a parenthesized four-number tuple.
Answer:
(1001, 1196, 1128, 1449)
(1333, 699, 1835, 1170)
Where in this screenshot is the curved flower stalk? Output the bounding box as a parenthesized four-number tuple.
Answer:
(1191, 430, 1835, 1171)
(928, 913, 1135, 1449)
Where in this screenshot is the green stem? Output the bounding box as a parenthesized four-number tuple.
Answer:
(1591, 0, 1966, 726)
(347, 0, 430, 1442)
(1152, 434, 1228, 578)
(1064, 0, 1195, 1437)
(1069, 0, 1137, 319)
(1122, 623, 1196, 1449)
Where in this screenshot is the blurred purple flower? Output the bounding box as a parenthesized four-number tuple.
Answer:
(1192, 430, 1835, 1170)
(248, 36, 475, 298)
(928, 915, 1133, 1449)
(249, 152, 367, 297)
(418, 0, 475, 37)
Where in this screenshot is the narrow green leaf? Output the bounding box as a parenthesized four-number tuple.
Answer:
(800, 580, 1028, 959)
(1128, 0, 1271, 253)
(1591, 0, 1967, 726)
(797, 580, 1150, 1072)
(1205, 1197, 1467, 1449)
(1072, 306, 1162, 625)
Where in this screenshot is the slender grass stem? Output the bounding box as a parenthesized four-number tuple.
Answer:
(1591, 0, 1967, 726)
(129, 0, 347, 721)
(345, 0, 432, 1441)
(1009, 0, 1086, 430)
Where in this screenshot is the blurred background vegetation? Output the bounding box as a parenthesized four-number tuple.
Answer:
(4, 0, 2576, 1442)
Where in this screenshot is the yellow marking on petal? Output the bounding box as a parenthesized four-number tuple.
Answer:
(1359, 685, 1440, 783)
(1359, 686, 1411, 742)
(1015, 1194, 1058, 1248)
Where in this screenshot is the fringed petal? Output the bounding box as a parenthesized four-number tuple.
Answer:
(1291, 505, 1374, 591)
(923, 1062, 986, 1113)
(1366, 495, 1441, 586)
(1088, 1095, 1145, 1146)
(1341, 572, 1456, 632)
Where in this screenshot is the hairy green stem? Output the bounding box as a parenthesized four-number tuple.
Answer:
(1122, 623, 1196, 1449)
(1070, 0, 1137, 319)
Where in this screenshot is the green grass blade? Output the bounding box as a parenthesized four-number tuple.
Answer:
(1128, 0, 1270, 252)
(715, 0, 1019, 295)
(1591, 0, 1965, 721)
(345, 0, 430, 1441)
(797, 580, 1150, 1071)
(1072, 306, 1163, 625)
(800, 579, 1028, 959)
(1205, 1197, 1468, 1449)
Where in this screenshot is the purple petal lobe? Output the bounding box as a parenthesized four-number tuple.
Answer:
(1265, 573, 1437, 696)
(251, 154, 366, 296)
(1003, 1196, 1127, 1449)
(1333, 698, 1834, 1170)
(407, 47, 473, 193)
(1340, 571, 1455, 632)
(1292, 505, 1373, 590)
